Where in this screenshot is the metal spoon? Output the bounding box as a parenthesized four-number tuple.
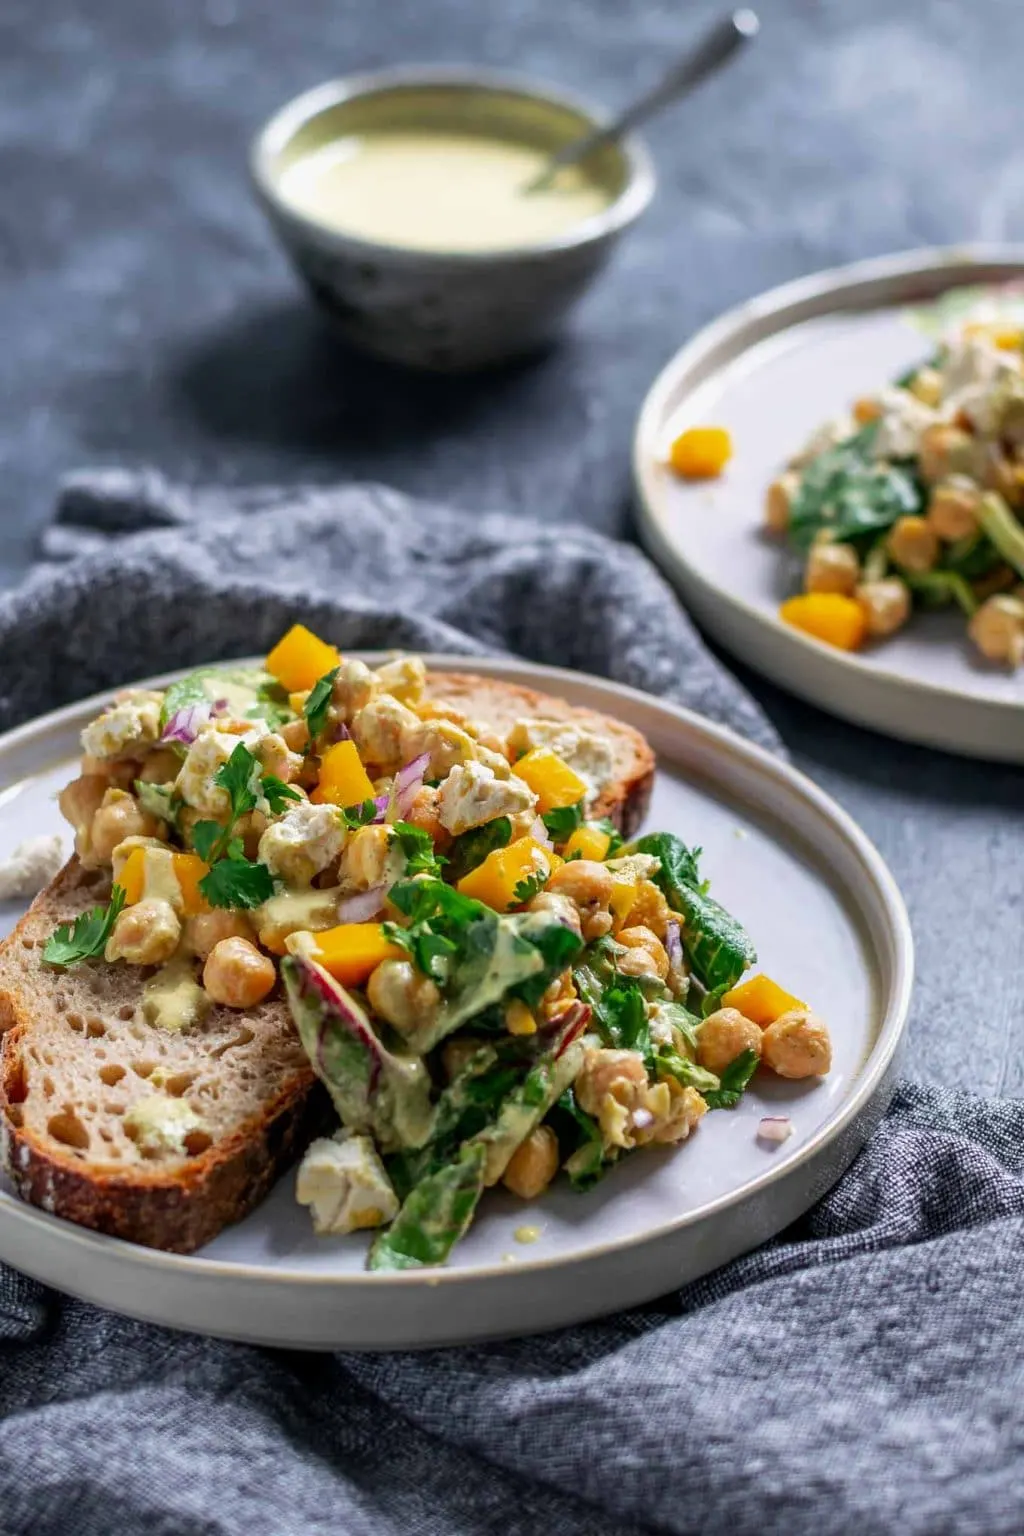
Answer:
(524, 8, 760, 194)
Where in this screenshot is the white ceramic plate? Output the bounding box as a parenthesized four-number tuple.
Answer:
(0, 656, 911, 1350)
(634, 245, 1024, 761)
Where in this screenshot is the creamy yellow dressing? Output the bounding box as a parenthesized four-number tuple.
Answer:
(514, 1225, 542, 1245)
(277, 130, 611, 253)
(143, 956, 210, 1034)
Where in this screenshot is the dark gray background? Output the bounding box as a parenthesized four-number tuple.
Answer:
(2, 0, 1022, 1090)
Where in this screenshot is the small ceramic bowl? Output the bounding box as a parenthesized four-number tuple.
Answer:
(250, 66, 655, 372)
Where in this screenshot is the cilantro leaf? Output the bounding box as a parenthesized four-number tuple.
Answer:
(542, 801, 584, 844)
(199, 856, 275, 910)
(702, 1047, 759, 1109)
(190, 819, 224, 863)
(550, 1088, 608, 1191)
(391, 821, 446, 878)
(512, 868, 548, 906)
(304, 667, 339, 741)
(592, 817, 624, 857)
(341, 798, 383, 829)
(447, 817, 512, 881)
(261, 774, 302, 817)
(44, 885, 127, 968)
(215, 742, 263, 823)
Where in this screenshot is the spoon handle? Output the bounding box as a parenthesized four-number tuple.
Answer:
(529, 9, 759, 190)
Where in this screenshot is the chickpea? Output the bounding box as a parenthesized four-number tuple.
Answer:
(366, 958, 441, 1035)
(575, 1047, 648, 1118)
(403, 784, 450, 848)
(185, 909, 254, 961)
(617, 926, 669, 981)
(926, 479, 979, 542)
(58, 773, 109, 839)
(886, 515, 939, 575)
(203, 937, 276, 1009)
(547, 859, 613, 911)
(136, 747, 184, 785)
(647, 1078, 708, 1145)
(764, 472, 799, 536)
(918, 424, 979, 486)
(805, 541, 860, 597)
(88, 790, 161, 867)
(502, 1126, 559, 1200)
(105, 898, 181, 966)
(526, 889, 582, 938)
(80, 754, 139, 788)
(697, 1008, 762, 1076)
(582, 909, 614, 943)
(855, 578, 912, 639)
(761, 1008, 832, 1078)
(968, 595, 1024, 667)
(442, 1037, 485, 1080)
(331, 659, 379, 722)
(907, 365, 943, 408)
(257, 733, 303, 785)
(280, 717, 310, 754)
(623, 879, 671, 939)
(343, 825, 395, 890)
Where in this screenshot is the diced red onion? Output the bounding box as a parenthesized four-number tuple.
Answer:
(210, 698, 230, 717)
(530, 817, 553, 850)
(757, 1116, 793, 1144)
(370, 793, 390, 823)
(335, 885, 387, 924)
(161, 703, 210, 745)
(552, 1001, 591, 1058)
(333, 721, 351, 743)
(391, 752, 431, 821)
(632, 1107, 655, 1130)
(665, 920, 683, 971)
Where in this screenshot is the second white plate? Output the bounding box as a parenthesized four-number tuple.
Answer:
(634, 244, 1024, 761)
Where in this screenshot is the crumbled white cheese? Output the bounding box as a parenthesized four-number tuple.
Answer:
(124, 1094, 202, 1158)
(941, 336, 1023, 436)
(437, 761, 536, 836)
(604, 852, 661, 884)
(174, 722, 264, 816)
(375, 655, 426, 705)
(259, 801, 347, 886)
(507, 719, 615, 807)
(80, 691, 162, 761)
(296, 1130, 399, 1235)
(871, 386, 938, 460)
(0, 835, 65, 900)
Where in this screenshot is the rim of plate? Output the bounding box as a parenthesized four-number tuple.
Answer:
(0, 654, 913, 1288)
(633, 242, 1024, 723)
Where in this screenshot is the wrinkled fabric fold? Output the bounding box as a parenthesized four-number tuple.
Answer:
(1, 471, 1021, 1536)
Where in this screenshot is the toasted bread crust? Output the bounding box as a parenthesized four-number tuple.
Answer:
(1, 1037, 325, 1252)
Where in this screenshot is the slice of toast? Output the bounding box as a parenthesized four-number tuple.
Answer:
(0, 669, 655, 1253)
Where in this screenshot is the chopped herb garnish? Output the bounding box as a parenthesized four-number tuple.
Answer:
(341, 798, 383, 829)
(391, 821, 447, 879)
(200, 856, 275, 910)
(702, 1048, 760, 1109)
(541, 800, 584, 843)
(303, 667, 339, 741)
(261, 773, 302, 817)
(447, 817, 512, 881)
(512, 868, 548, 906)
(191, 742, 291, 909)
(592, 817, 624, 857)
(44, 885, 127, 968)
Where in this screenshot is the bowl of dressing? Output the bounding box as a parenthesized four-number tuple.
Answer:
(251, 66, 655, 371)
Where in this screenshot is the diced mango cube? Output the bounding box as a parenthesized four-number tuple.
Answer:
(669, 426, 732, 480)
(722, 973, 805, 1027)
(514, 748, 587, 814)
(609, 877, 639, 925)
(779, 593, 866, 651)
(563, 823, 612, 861)
(310, 924, 405, 987)
(457, 836, 555, 913)
(265, 625, 340, 694)
(311, 739, 376, 808)
(117, 847, 147, 906)
(173, 853, 212, 917)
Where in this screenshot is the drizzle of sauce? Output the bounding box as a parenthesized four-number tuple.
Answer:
(277, 130, 610, 254)
(513, 1224, 542, 1245)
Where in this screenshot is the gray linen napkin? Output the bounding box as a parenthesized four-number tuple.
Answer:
(1, 472, 1023, 1536)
